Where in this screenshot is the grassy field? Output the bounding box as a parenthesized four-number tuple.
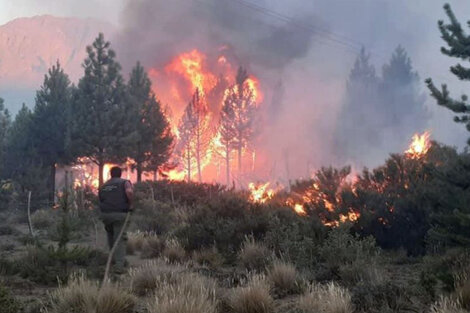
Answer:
(0, 180, 468, 313)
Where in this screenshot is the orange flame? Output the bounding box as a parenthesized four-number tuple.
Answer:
(405, 131, 431, 159)
(166, 49, 217, 95)
(248, 182, 275, 203)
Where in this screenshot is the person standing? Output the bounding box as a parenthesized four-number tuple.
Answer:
(98, 166, 133, 270)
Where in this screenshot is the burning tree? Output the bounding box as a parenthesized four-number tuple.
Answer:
(127, 62, 174, 182)
(177, 89, 211, 182)
(71, 33, 132, 187)
(426, 4, 470, 146)
(218, 67, 258, 184)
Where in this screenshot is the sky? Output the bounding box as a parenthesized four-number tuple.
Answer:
(0, 0, 125, 26)
(2, 0, 470, 170)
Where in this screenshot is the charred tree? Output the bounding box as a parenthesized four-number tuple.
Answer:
(222, 67, 257, 180)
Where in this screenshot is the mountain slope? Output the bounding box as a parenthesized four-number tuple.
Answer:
(0, 15, 115, 111)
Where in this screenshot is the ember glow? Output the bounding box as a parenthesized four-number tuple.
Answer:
(405, 131, 431, 159)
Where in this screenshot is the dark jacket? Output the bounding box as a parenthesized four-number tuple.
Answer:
(98, 177, 130, 213)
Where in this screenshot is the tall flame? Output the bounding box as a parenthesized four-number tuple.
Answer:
(405, 131, 431, 159)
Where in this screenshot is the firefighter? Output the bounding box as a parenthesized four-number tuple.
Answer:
(98, 166, 133, 271)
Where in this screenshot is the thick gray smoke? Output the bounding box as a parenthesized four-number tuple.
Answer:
(114, 0, 470, 182)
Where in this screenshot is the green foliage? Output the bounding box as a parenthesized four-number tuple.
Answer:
(426, 4, 470, 145)
(71, 33, 132, 186)
(127, 62, 173, 182)
(0, 97, 11, 179)
(0, 284, 21, 313)
(31, 61, 72, 200)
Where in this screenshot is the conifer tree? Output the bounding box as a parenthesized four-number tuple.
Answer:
(31, 61, 72, 200)
(426, 4, 470, 145)
(335, 48, 380, 164)
(71, 33, 132, 186)
(0, 97, 10, 178)
(222, 67, 257, 179)
(381, 46, 428, 133)
(127, 62, 173, 182)
(178, 101, 197, 182)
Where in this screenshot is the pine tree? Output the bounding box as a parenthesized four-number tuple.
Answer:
(127, 62, 174, 182)
(71, 33, 132, 186)
(381, 46, 428, 133)
(178, 101, 197, 182)
(176, 89, 211, 182)
(4, 105, 48, 198)
(335, 48, 380, 164)
(0, 97, 10, 178)
(426, 4, 470, 145)
(222, 67, 257, 179)
(31, 61, 72, 200)
(219, 93, 237, 186)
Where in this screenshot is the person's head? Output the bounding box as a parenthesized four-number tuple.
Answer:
(110, 166, 122, 178)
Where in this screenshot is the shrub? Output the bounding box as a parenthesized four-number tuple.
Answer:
(0, 284, 21, 313)
(338, 259, 385, 286)
(267, 260, 302, 297)
(31, 208, 57, 229)
(140, 233, 165, 259)
(351, 281, 409, 313)
(47, 274, 135, 313)
(430, 297, 466, 313)
(298, 282, 353, 313)
(228, 274, 274, 313)
(456, 279, 470, 310)
(147, 272, 217, 313)
(163, 238, 186, 263)
(319, 227, 378, 270)
(192, 246, 224, 268)
(129, 259, 187, 296)
(0, 225, 17, 236)
(238, 236, 271, 271)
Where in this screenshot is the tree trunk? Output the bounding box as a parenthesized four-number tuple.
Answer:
(153, 170, 157, 181)
(49, 163, 56, 203)
(238, 145, 242, 177)
(98, 162, 104, 187)
(136, 162, 142, 183)
(186, 148, 191, 183)
(196, 132, 202, 183)
(225, 146, 230, 186)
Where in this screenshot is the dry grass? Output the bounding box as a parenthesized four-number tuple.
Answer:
(298, 282, 353, 313)
(47, 274, 135, 313)
(127, 231, 146, 254)
(430, 297, 467, 313)
(129, 259, 187, 296)
(267, 260, 302, 297)
(228, 274, 274, 313)
(147, 272, 218, 313)
(141, 233, 165, 259)
(238, 236, 271, 271)
(31, 209, 57, 229)
(163, 238, 186, 263)
(192, 246, 224, 268)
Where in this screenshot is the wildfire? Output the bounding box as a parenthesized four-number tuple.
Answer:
(405, 131, 431, 159)
(72, 158, 116, 190)
(166, 49, 217, 96)
(248, 182, 275, 203)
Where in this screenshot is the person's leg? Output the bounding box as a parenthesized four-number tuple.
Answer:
(103, 220, 114, 250)
(112, 217, 128, 267)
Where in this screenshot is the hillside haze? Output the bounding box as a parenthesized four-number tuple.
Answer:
(0, 15, 114, 113)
